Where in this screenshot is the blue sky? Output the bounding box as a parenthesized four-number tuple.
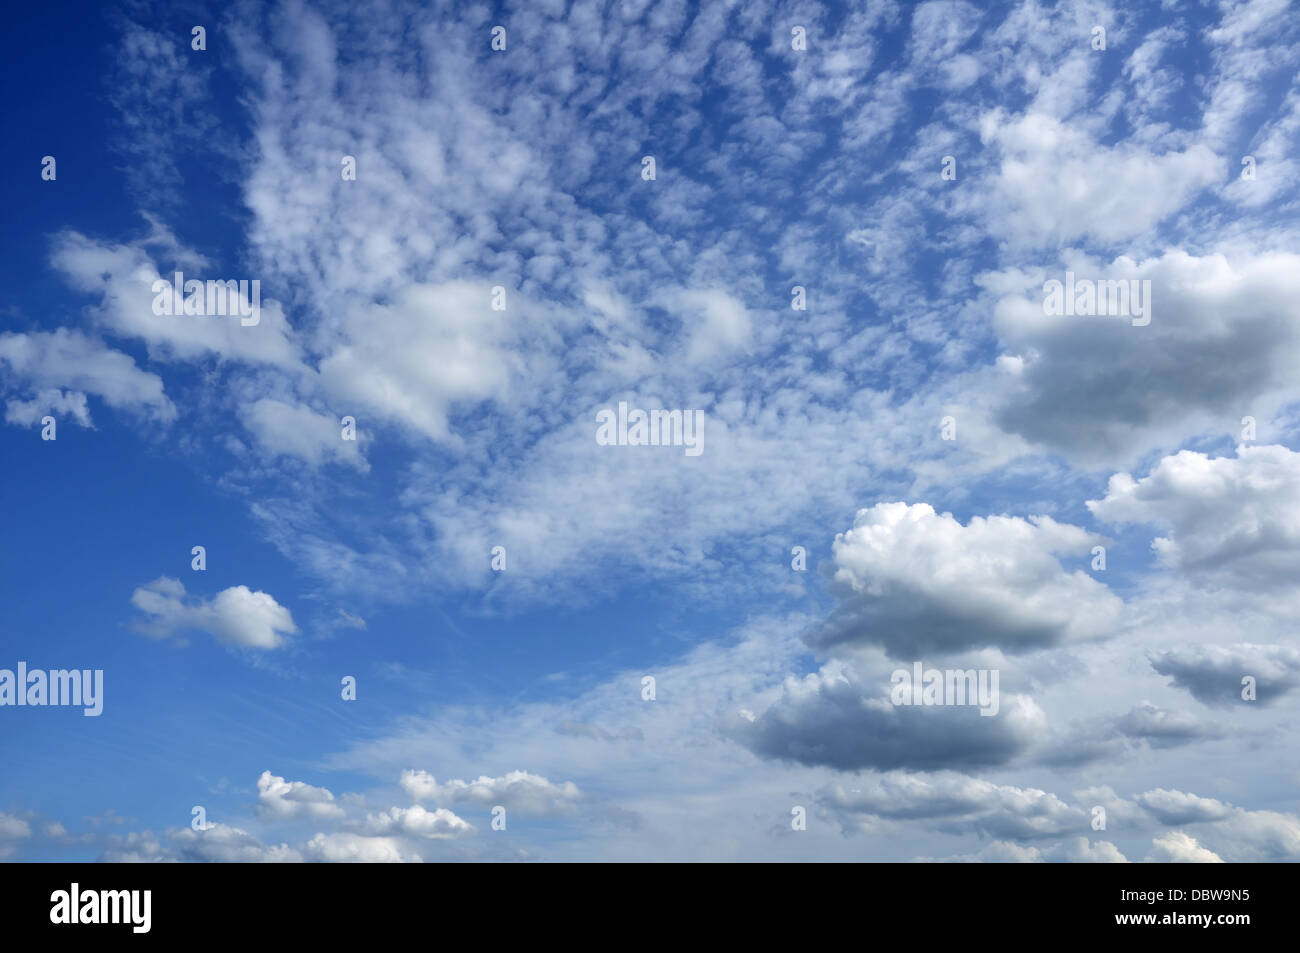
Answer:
(2, 0, 1300, 862)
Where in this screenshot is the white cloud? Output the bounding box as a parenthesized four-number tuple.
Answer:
(241, 398, 367, 470)
(256, 770, 345, 821)
(316, 282, 516, 443)
(1145, 831, 1224, 863)
(975, 110, 1221, 247)
(130, 578, 298, 650)
(400, 769, 581, 816)
(0, 329, 174, 425)
(170, 822, 302, 862)
(810, 502, 1120, 656)
(302, 832, 420, 863)
(0, 813, 32, 859)
(50, 231, 301, 369)
(359, 805, 474, 839)
(821, 771, 1088, 839)
(1089, 445, 1300, 590)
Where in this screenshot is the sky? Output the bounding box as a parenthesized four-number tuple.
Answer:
(1, 0, 1299, 863)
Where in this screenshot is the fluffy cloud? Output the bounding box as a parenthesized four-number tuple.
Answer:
(256, 771, 345, 821)
(301, 833, 421, 863)
(976, 110, 1221, 247)
(169, 823, 302, 862)
(739, 661, 1047, 771)
(1149, 643, 1300, 707)
(1137, 789, 1234, 825)
(130, 577, 297, 650)
(1112, 703, 1225, 748)
(1145, 831, 1224, 863)
(358, 805, 474, 839)
(989, 251, 1300, 464)
(821, 772, 1088, 839)
(917, 837, 1128, 863)
(1089, 445, 1300, 591)
(0, 329, 174, 426)
(400, 769, 581, 816)
(808, 503, 1120, 656)
(50, 230, 301, 369)
(0, 813, 32, 859)
(241, 398, 367, 470)
(317, 282, 517, 443)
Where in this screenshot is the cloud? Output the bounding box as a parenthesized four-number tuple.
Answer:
(50, 231, 301, 369)
(975, 110, 1221, 247)
(256, 770, 346, 821)
(1137, 789, 1234, 825)
(989, 251, 1300, 464)
(0, 329, 174, 426)
(820, 771, 1088, 839)
(358, 805, 474, 839)
(0, 813, 32, 859)
(1089, 445, 1300, 592)
(241, 398, 368, 470)
(739, 660, 1046, 771)
(1149, 642, 1300, 707)
(672, 287, 753, 366)
(169, 823, 302, 862)
(916, 837, 1128, 863)
(400, 769, 581, 816)
(4, 389, 91, 427)
(1113, 703, 1225, 748)
(1145, 831, 1224, 863)
(808, 503, 1120, 656)
(301, 832, 421, 863)
(317, 282, 517, 444)
(129, 577, 298, 650)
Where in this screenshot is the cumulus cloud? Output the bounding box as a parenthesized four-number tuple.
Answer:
(256, 771, 345, 821)
(130, 577, 297, 650)
(1137, 789, 1234, 825)
(302, 832, 420, 863)
(0, 813, 32, 859)
(916, 837, 1128, 863)
(821, 772, 1088, 839)
(739, 661, 1047, 771)
(1149, 643, 1300, 707)
(988, 251, 1300, 464)
(1145, 831, 1225, 863)
(1113, 703, 1225, 749)
(1090, 445, 1300, 591)
(400, 769, 581, 816)
(169, 822, 302, 862)
(808, 503, 1120, 656)
(358, 805, 474, 839)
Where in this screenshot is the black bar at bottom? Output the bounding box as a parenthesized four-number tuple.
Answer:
(0, 862, 1282, 940)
